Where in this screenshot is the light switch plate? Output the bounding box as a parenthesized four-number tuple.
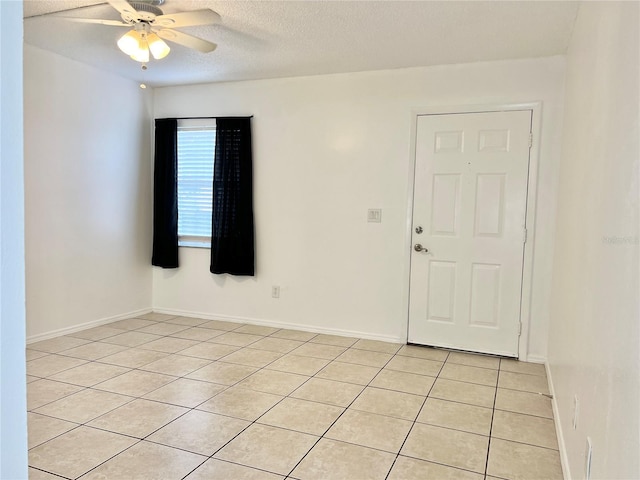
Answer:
(367, 209, 382, 223)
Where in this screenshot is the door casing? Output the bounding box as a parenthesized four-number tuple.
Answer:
(402, 102, 542, 361)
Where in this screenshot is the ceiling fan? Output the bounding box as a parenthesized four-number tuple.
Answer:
(62, 0, 220, 63)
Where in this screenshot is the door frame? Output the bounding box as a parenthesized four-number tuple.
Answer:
(403, 102, 542, 361)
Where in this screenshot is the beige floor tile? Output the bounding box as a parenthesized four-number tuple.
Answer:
(291, 378, 364, 407)
(26, 350, 49, 361)
(101, 331, 162, 347)
(29, 426, 137, 479)
(98, 347, 169, 368)
(495, 388, 553, 418)
(108, 317, 157, 330)
(500, 359, 547, 376)
(235, 324, 280, 336)
(136, 322, 191, 336)
(94, 369, 175, 396)
(397, 345, 449, 361)
(48, 362, 130, 387)
(28, 336, 91, 354)
(209, 331, 264, 347)
(198, 386, 283, 421)
(250, 337, 304, 353)
(316, 361, 379, 385)
(335, 348, 392, 368)
(290, 342, 347, 360)
(144, 378, 226, 408)
(388, 455, 483, 480)
(27, 412, 78, 449)
(326, 409, 412, 453)
(165, 316, 211, 327)
(417, 397, 493, 435)
(270, 329, 317, 342)
(148, 410, 250, 455)
(491, 410, 558, 449)
(487, 438, 563, 480)
(56, 342, 128, 361)
(309, 334, 358, 347)
(352, 339, 402, 354)
(447, 351, 500, 369)
(258, 397, 344, 435)
(137, 312, 177, 321)
(440, 362, 498, 386)
(87, 398, 188, 438)
(80, 440, 206, 480)
(266, 354, 330, 376)
(199, 319, 245, 331)
(186, 361, 258, 385)
(27, 355, 88, 378)
(221, 347, 283, 367)
(215, 424, 317, 475)
(139, 354, 212, 376)
(429, 378, 496, 408)
(351, 387, 425, 420)
(238, 369, 309, 395)
(401, 423, 489, 473)
(27, 379, 83, 410)
(139, 336, 200, 353)
(370, 369, 436, 396)
(291, 438, 395, 480)
(170, 327, 226, 341)
(34, 389, 133, 423)
(68, 326, 124, 341)
(385, 356, 442, 376)
(28, 467, 64, 479)
(186, 459, 284, 480)
(498, 371, 550, 394)
(179, 342, 240, 360)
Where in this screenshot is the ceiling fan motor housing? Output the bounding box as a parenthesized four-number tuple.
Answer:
(123, 1, 164, 23)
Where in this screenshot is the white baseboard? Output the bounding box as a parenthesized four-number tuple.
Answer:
(152, 307, 407, 344)
(546, 362, 571, 480)
(26, 307, 153, 344)
(524, 354, 547, 364)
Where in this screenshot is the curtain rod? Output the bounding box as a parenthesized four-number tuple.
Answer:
(156, 116, 253, 120)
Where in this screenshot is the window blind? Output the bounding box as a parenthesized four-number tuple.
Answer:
(177, 121, 215, 240)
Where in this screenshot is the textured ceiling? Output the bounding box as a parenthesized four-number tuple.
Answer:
(23, 0, 579, 87)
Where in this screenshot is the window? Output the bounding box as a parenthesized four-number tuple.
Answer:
(177, 119, 216, 247)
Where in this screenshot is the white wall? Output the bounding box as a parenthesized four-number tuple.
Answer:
(153, 56, 566, 356)
(547, 2, 639, 479)
(24, 46, 153, 340)
(0, 1, 28, 477)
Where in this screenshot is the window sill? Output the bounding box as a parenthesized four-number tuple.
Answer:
(178, 236, 211, 249)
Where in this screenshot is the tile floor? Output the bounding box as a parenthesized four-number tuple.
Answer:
(26, 313, 564, 480)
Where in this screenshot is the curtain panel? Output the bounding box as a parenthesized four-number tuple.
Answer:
(151, 118, 179, 268)
(210, 117, 255, 276)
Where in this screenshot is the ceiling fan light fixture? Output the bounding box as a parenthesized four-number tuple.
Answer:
(117, 30, 143, 56)
(147, 33, 170, 60)
(130, 41, 150, 63)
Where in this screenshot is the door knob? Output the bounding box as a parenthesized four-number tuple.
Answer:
(414, 244, 429, 253)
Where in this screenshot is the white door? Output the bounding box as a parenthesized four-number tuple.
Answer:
(408, 110, 532, 357)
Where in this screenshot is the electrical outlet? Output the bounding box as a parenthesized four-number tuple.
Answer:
(573, 395, 579, 429)
(585, 437, 592, 480)
(367, 209, 382, 223)
(271, 285, 280, 298)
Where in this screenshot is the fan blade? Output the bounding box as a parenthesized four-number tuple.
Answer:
(108, 0, 137, 16)
(157, 29, 217, 53)
(152, 9, 220, 28)
(57, 17, 129, 26)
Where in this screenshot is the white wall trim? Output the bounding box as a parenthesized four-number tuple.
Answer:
(26, 307, 153, 344)
(153, 308, 407, 344)
(402, 101, 543, 362)
(546, 362, 571, 480)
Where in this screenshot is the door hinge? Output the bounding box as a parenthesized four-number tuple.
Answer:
(529, 133, 533, 148)
(523, 227, 528, 244)
(518, 322, 522, 336)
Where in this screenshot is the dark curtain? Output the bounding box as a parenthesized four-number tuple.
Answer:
(151, 118, 179, 268)
(210, 117, 255, 276)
